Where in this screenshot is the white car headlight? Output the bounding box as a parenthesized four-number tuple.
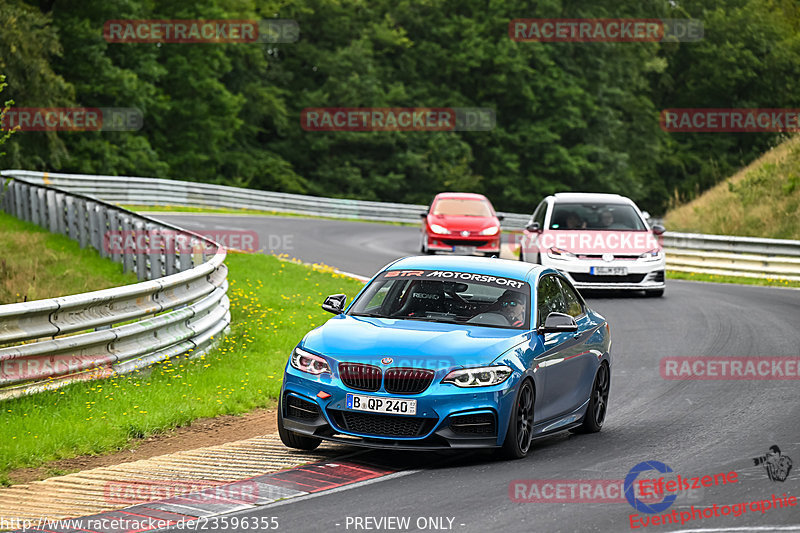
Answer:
(639, 249, 663, 261)
(290, 347, 331, 375)
(547, 247, 576, 259)
(443, 365, 513, 387)
(479, 226, 500, 236)
(429, 223, 451, 235)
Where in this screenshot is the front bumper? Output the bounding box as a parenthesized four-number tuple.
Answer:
(280, 367, 518, 450)
(425, 233, 501, 254)
(542, 256, 666, 291)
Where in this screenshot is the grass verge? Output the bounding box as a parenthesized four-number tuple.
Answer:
(0, 252, 365, 485)
(666, 270, 799, 289)
(0, 212, 137, 304)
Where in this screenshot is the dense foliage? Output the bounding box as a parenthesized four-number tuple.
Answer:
(1, 0, 798, 215)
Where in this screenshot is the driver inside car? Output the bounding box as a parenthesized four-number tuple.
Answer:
(496, 290, 526, 327)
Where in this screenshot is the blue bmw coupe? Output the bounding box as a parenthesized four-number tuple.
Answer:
(278, 255, 611, 458)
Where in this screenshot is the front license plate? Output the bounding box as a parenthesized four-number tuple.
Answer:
(453, 245, 476, 254)
(346, 393, 417, 416)
(590, 266, 628, 276)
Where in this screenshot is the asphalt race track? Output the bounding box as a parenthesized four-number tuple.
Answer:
(153, 214, 800, 533)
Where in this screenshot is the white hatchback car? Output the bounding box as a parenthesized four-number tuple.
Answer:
(519, 193, 666, 296)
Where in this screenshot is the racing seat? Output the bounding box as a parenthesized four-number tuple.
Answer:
(392, 281, 446, 317)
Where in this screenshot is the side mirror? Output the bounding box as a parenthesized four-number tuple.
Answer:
(497, 214, 505, 221)
(420, 211, 429, 218)
(538, 312, 578, 334)
(651, 224, 665, 236)
(525, 221, 541, 233)
(322, 294, 347, 314)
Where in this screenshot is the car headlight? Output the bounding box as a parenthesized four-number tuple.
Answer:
(639, 249, 663, 261)
(290, 347, 331, 375)
(443, 365, 513, 387)
(547, 247, 576, 259)
(479, 226, 500, 236)
(429, 223, 451, 235)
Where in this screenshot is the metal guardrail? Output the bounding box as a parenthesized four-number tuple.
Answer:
(661, 233, 800, 281)
(0, 170, 532, 228)
(0, 176, 230, 400)
(3, 170, 798, 282)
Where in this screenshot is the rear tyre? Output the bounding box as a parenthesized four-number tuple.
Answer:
(645, 288, 664, 297)
(277, 395, 322, 451)
(572, 363, 610, 434)
(497, 379, 535, 459)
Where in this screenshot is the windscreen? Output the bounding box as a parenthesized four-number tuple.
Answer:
(549, 203, 647, 231)
(432, 199, 493, 217)
(349, 269, 531, 329)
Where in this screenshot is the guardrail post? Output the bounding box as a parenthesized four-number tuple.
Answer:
(147, 223, 162, 280)
(54, 192, 67, 236)
(165, 229, 178, 276)
(192, 237, 204, 268)
(14, 182, 24, 220)
(97, 206, 110, 259)
(65, 195, 77, 240)
(89, 202, 102, 253)
(134, 219, 147, 280)
(3, 180, 13, 215)
(87, 201, 96, 250)
(1, 180, 7, 213)
(38, 187, 48, 229)
(179, 236, 193, 272)
(23, 183, 33, 222)
(46, 189, 59, 234)
(107, 210, 121, 264)
(121, 215, 135, 274)
(77, 198, 89, 248)
(29, 185, 40, 225)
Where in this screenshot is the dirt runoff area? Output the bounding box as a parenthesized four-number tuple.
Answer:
(7, 407, 278, 485)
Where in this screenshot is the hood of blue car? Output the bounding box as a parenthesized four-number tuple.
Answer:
(301, 314, 527, 368)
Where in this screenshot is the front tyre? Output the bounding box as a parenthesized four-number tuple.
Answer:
(574, 363, 610, 434)
(420, 232, 433, 255)
(277, 395, 322, 451)
(498, 379, 535, 459)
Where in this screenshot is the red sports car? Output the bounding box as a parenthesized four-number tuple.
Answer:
(420, 192, 503, 256)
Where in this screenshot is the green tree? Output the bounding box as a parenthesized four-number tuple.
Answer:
(0, 75, 16, 157)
